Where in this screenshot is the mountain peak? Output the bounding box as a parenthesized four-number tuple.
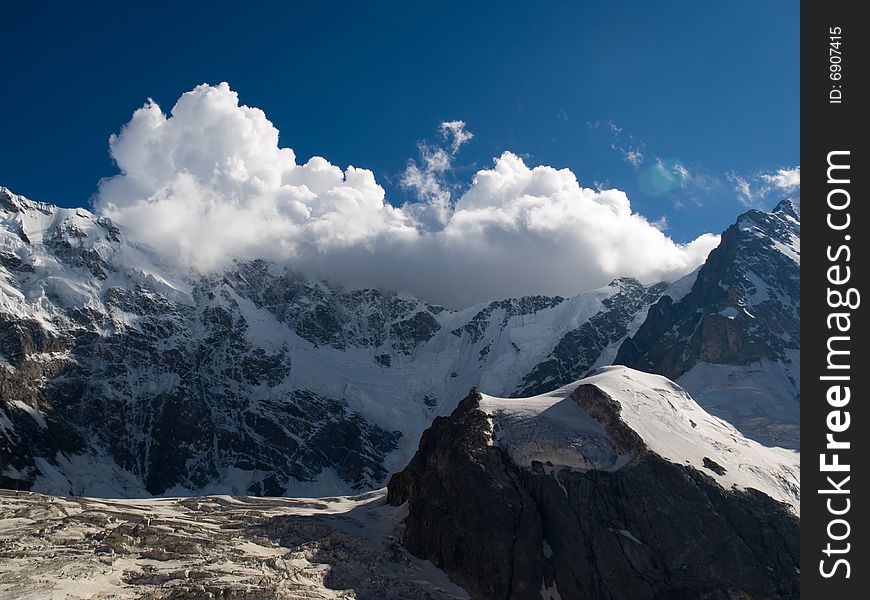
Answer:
(0, 186, 59, 216)
(772, 196, 800, 219)
(481, 365, 799, 511)
(615, 200, 800, 447)
(0, 186, 22, 213)
(607, 276, 644, 290)
(387, 369, 799, 600)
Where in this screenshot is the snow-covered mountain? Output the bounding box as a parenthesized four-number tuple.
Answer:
(0, 186, 669, 497)
(616, 198, 801, 447)
(0, 367, 799, 599)
(0, 185, 801, 496)
(388, 366, 799, 600)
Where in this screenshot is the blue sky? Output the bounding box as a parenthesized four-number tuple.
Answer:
(0, 1, 798, 246)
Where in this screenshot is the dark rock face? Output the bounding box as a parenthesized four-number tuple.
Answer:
(517, 279, 668, 397)
(388, 391, 543, 600)
(44, 220, 110, 280)
(617, 201, 799, 376)
(0, 294, 401, 496)
(224, 260, 445, 353)
(0, 316, 86, 490)
(390, 311, 441, 354)
(388, 389, 799, 600)
(71, 278, 401, 495)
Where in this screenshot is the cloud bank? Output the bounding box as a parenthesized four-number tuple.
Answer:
(95, 83, 719, 308)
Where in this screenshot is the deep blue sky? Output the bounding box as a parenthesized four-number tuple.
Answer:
(0, 1, 798, 243)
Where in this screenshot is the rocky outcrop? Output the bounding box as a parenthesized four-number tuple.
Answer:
(0, 314, 84, 490)
(388, 383, 799, 600)
(616, 201, 799, 376)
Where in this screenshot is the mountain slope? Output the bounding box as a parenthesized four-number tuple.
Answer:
(0, 186, 667, 497)
(616, 198, 800, 447)
(388, 366, 799, 600)
(514, 279, 668, 397)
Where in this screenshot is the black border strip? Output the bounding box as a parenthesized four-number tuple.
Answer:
(802, 1, 868, 596)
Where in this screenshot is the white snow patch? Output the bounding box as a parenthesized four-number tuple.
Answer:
(744, 271, 771, 305)
(772, 234, 800, 263)
(0, 356, 16, 373)
(479, 383, 629, 471)
(478, 366, 799, 514)
(719, 307, 739, 319)
(582, 366, 799, 513)
(613, 528, 643, 545)
(665, 267, 700, 302)
(32, 452, 150, 497)
(678, 350, 800, 449)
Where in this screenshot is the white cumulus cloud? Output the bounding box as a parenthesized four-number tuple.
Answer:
(95, 82, 719, 308)
(96, 83, 415, 271)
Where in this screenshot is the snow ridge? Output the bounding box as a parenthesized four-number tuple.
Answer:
(480, 366, 799, 513)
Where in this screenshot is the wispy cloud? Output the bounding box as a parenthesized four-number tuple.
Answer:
(672, 162, 690, 184)
(655, 157, 691, 187)
(760, 166, 800, 192)
(623, 149, 644, 167)
(604, 120, 646, 167)
(728, 166, 800, 207)
(438, 120, 474, 155)
(595, 121, 695, 192)
(650, 215, 669, 231)
(592, 120, 797, 213)
(400, 121, 473, 228)
(726, 172, 754, 205)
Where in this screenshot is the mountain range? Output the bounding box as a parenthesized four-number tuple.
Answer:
(0, 185, 799, 498)
(0, 365, 799, 599)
